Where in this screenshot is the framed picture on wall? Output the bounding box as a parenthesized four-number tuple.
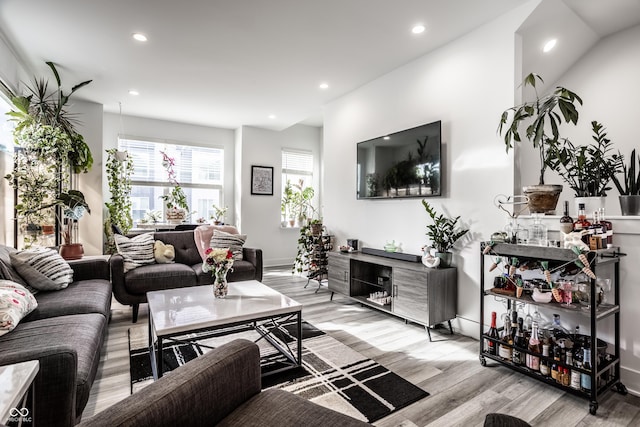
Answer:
(250, 165, 274, 195)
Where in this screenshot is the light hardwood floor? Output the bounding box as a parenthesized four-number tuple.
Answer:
(83, 267, 640, 426)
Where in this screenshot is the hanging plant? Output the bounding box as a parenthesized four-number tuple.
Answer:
(104, 149, 134, 252)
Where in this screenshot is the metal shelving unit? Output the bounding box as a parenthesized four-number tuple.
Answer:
(479, 243, 627, 415)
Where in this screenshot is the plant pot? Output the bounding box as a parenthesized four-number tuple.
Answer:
(574, 196, 605, 217)
(523, 185, 562, 214)
(59, 243, 84, 260)
(310, 223, 323, 236)
(619, 195, 640, 216)
(435, 252, 452, 268)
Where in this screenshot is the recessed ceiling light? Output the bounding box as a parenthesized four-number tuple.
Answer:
(128, 90, 139, 96)
(319, 82, 329, 90)
(543, 39, 557, 53)
(412, 25, 425, 34)
(132, 33, 148, 42)
(383, 136, 390, 140)
(268, 114, 276, 119)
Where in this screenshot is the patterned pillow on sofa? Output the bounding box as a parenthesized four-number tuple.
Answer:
(210, 230, 247, 261)
(0, 280, 38, 336)
(10, 248, 74, 291)
(115, 233, 156, 272)
(194, 225, 239, 260)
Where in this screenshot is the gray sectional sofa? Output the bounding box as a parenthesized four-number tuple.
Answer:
(0, 246, 112, 427)
(78, 339, 370, 427)
(109, 230, 263, 322)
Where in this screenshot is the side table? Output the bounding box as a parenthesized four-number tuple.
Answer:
(0, 360, 39, 425)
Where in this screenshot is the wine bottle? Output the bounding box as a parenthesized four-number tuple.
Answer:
(512, 315, 523, 365)
(485, 311, 498, 355)
(599, 207, 613, 248)
(516, 317, 527, 366)
(498, 311, 513, 361)
(551, 345, 560, 381)
(526, 321, 541, 371)
(581, 347, 592, 392)
(571, 347, 582, 390)
(559, 201, 574, 236)
(540, 344, 551, 377)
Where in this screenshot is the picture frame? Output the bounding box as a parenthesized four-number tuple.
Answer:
(251, 165, 274, 195)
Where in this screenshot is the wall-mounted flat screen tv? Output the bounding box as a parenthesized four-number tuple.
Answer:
(356, 120, 441, 199)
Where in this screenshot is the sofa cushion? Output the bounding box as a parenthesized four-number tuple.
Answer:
(115, 233, 156, 272)
(154, 240, 175, 264)
(217, 389, 370, 427)
(194, 225, 239, 260)
(124, 263, 197, 295)
(0, 313, 106, 420)
(0, 245, 35, 292)
(210, 230, 247, 260)
(0, 280, 38, 336)
(24, 278, 112, 322)
(10, 248, 74, 291)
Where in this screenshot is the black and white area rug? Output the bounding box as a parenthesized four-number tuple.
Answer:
(129, 320, 429, 423)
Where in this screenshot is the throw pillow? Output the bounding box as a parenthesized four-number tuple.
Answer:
(10, 248, 74, 291)
(210, 230, 247, 260)
(0, 280, 38, 336)
(194, 224, 239, 260)
(154, 240, 175, 264)
(0, 245, 37, 294)
(115, 233, 156, 272)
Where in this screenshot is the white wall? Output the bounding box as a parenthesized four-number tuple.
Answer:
(238, 124, 322, 266)
(323, 4, 538, 338)
(518, 24, 640, 394)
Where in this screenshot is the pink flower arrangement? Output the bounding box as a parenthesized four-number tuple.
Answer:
(202, 248, 234, 277)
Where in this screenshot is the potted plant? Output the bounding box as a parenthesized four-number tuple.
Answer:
(211, 204, 228, 225)
(422, 200, 469, 267)
(498, 73, 582, 213)
(159, 150, 189, 222)
(48, 190, 90, 260)
(546, 121, 623, 214)
(104, 148, 134, 253)
(612, 148, 640, 215)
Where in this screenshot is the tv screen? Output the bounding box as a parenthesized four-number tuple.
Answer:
(356, 120, 441, 199)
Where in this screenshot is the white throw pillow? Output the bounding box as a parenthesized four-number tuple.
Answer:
(0, 280, 38, 336)
(10, 248, 73, 291)
(210, 230, 247, 260)
(115, 233, 156, 272)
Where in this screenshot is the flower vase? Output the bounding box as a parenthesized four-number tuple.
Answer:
(213, 272, 228, 298)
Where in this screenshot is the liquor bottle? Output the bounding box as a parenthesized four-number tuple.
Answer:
(527, 321, 541, 371)
(559, 201, 574, 236)
(551, 345, 560, 381)
(581, 347, 592, 392)
(540, 344, 551, 377)
(571, 347, 582, 390)
(498, 313, 513, 361)
(485, 311, 498, 355)
(599, 207, 613, 248)
(588, 211, 604, 250)
(573, 204, 591, 243)
(528, 213, 548, 246)
(562, 366, 570, 386)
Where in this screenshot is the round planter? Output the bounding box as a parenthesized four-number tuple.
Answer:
(619, 195, 640, 216)
(435, 252, 452, 268)
(523, 185, 562, 214)
(59, 243, 84, 260)
(574, 196, 605, 217)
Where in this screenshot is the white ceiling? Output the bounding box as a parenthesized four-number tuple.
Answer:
(0, 0, 639, 131)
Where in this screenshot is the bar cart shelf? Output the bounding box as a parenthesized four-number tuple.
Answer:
(479, 243, 626, 415)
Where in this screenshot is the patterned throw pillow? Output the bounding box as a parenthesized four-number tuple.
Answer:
(10, 248, 74, 291)
(210, 230, 247, 260)
(0, 280, 38, 336)
(115, 233, 156, 272)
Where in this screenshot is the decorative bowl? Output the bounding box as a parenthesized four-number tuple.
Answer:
(531, 288, 553, 303)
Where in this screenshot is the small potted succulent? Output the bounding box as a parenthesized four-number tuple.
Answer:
(612, 148, 640, 215)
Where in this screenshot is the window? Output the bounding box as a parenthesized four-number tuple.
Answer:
(118, 138, 224, 223)
(0, 95, 15, 245)
(281, 149, 314, 223)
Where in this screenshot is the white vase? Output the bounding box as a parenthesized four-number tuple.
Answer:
(574, 197, 605, 217)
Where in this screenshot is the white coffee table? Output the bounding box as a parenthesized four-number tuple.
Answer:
(147, 280, 303, 379)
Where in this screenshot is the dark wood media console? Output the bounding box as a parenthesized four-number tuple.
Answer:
(327, 251, 457, 341)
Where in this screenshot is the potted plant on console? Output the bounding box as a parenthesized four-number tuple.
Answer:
(546, 121, 623, 214)
(44, 190, 90, 260)
(422, 200, 469, 268)
(612, 148, 640, 215)
(498, 73, 582, 214)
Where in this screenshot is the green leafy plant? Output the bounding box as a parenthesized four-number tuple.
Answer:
(546, 121, 623, 197)
(612, 149, 640, 195)
(104, 149, 134, 252)
(211, 204, 228, 223)
(42, 190, 90, 245)
(422, 200, 469, 253)
(498, 73, 582, 185)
